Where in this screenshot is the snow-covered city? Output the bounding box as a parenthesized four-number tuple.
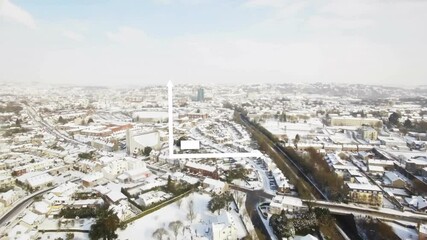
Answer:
(2, 0, 427, 239)
(1, 83, 427, 240)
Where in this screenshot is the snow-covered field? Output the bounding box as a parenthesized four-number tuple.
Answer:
(117, 192, 248, 240)
(262, 120, 320, 140)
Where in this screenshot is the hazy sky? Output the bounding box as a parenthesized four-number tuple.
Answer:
(1, 0, 426, 87)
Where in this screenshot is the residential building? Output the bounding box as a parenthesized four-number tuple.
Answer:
(346, 183, 383, 206)
(186, 161, 218, 179)
(211, 212, 237, 240)
(359, 126, 378, 141)
(203, 177, 228, 194)
(269, 195, 306, 214)
(383, 172, 406, 188)
(330, 117, 381, 127)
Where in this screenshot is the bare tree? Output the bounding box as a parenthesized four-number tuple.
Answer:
(169, 221, 183, 239)
(152, 227, 168, 240)
(187, 200, 196, 223)
(176, 198, 183, 208)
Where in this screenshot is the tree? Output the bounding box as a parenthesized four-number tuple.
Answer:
(187, 200, 196, 222)
(389, 112, 401, 126)
(293, 134, 300, 148)
(15, 119, 21, 127)
(175, 136, 187, 147)
(89, 208, 120, 240)
(58, 116, 67, 124)
(167, 175, 173, 192)
(207, 193, 233, 215)
(87, 118, 94, 124)
(176, 198, 183, 208)
(144, 146, 153, 156)
(404, 119, 413, 129)
(66, 233, 74, 240)
(281, 113, 287, 122)
(152, 227, 168, 240)
(169, 221, 183, 239)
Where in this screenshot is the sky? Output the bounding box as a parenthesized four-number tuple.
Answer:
(0, 0, 426, 87)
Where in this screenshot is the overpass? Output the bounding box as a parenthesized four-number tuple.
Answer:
(305, 200, 427, 224)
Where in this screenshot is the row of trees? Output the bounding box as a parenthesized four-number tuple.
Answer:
(59, 207, 98, 219)
(284, 147, 345, 201)
(388, 111, 427, 133)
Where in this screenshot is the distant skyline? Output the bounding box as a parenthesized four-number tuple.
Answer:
(1, 0, 427, 87)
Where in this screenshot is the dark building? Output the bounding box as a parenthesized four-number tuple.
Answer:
(196, 88, 205, 102)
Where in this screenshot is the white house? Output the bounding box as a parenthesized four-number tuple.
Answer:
(212, 211, 237, 240)
(203, 178, 228, 194)
(269, 195, 306, 214)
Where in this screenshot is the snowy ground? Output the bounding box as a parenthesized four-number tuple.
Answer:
(262, 120, 320, 140)
(117, 192, 248, 240)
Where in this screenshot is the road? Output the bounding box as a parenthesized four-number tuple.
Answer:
(231, 185, 274, 240)
(25, 104, 87, 147)
(0, 178, 80, 228)
(0, 186, 55, 227)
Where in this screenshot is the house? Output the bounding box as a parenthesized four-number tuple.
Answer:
(0, 190, 18, 206)
(0, 175, 13, 188)
(137, 191, 171, 207)
(102, 160, 128, 180)
(121, 167, 152, 182)
(211, 211, 237, 240)
(271, 168, 290, 193)
(383, 172, 406, 188)
(405, 157, 427, 174)
(20, 211, 44, 228)
(126, 129, 162, 154)
(82, 172, 104, 187)
(65, 198, 104, 209)
(359, 126, 378, 141)
(330, 117, 381, 127)
(33, 201, 50, 215)
(367, 165, 385, 174)
(346, 183, 383, 206)
(106, 191, 127, 204)
(367, 159, 395, 171)
(269, 195, 306, 214)
(203, 178, 228, 194)
(405, 196, 427, 211)
(51, 182, 78, 197)
(186, 161, 218, 179)
(17, 172, 54, 190)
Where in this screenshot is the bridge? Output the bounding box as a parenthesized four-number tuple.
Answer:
(306, 200, 427, 224)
